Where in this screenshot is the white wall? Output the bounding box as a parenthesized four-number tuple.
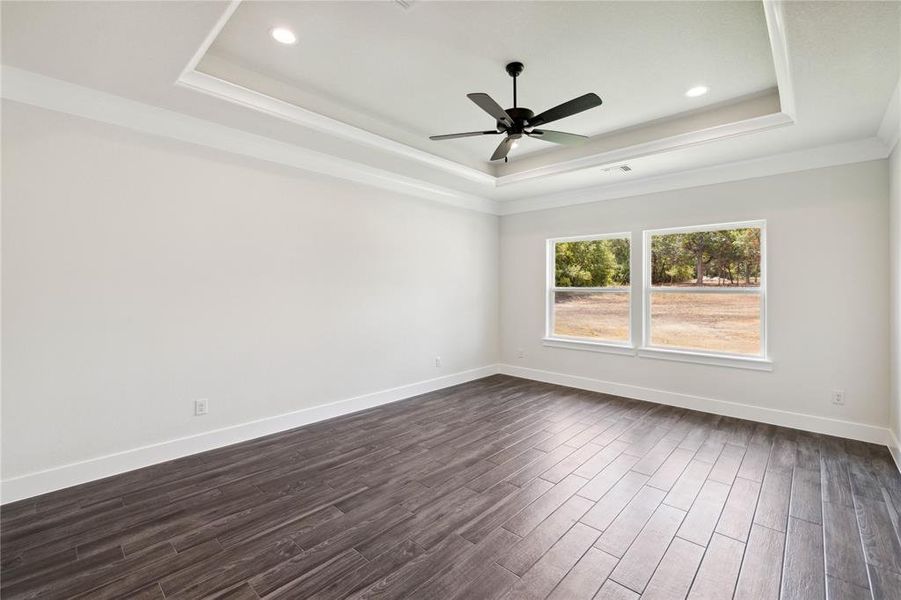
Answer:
(1, 101, 499, 481)
(1, 98, 895, 499)
(885, 17, 901, 462)
(890, 142, 901, 446)
(501, 161, 890, 432)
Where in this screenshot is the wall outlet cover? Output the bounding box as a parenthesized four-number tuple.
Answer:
(194, 398, 209, 416)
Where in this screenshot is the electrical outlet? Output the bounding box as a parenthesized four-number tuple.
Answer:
(831, 390, 845, 406)
(517, 348, 525, 359)
(434, 356, 441, 368)
(194, 398, 209, 416)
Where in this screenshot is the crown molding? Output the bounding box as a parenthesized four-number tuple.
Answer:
(3, 66, 890, 219)
(494, 0, 797, 187)
(1, 66, 498, 215)
(177, 69, 496, 187)
(178, 0, 799, 192)
(494, 111, 793, 187)
(878, 78, 900, 155)
(762, 0, 797, 120)
(177, 0, 495, 187)
(496, 136, 892, 215)
(2, 66, 888, 219)
(179, 0, 242, 79)
(188, 60, 792, 191)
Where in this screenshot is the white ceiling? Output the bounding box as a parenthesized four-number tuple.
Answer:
(201, 1, 777, 165)
(1, 1, 898, 209)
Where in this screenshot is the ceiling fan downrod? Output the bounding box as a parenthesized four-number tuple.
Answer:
(506, 61, 524, 109)
(505, 62, 524, 162)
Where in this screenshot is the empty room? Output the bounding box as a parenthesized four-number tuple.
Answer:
(2, 1, 901, 598)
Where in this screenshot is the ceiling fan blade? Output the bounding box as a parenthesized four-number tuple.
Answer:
(527, 129, 589, 145)
(429, 130, 501, 141)
(467, 93, 514, 128)
(490, 136, 516, 161)
(529, 93, 603, 127)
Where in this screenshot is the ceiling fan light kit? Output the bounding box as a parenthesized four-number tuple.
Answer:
(430, 61, 603, 162)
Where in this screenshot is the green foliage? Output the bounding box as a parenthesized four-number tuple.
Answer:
(650, 227, 761, 286)
(555, 239, 630, 287)
(553, 228, 760, 289)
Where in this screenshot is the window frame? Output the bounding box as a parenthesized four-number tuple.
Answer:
(640, 220, 768, 363)
(544, 232, 634, 351)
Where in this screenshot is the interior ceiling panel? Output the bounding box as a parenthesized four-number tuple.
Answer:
(200, 1, 777, 163)
(1, 1, 897, 204)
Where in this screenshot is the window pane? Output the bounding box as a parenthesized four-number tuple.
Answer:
(650, 227, 761, 287)
(553, 292, 630, 342)
(650, 292, 761, 355)
(555, 238, 630, 287)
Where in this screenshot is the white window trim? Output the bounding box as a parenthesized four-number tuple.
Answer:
(637, 347, 773, 371)
(542, 337, 636, 356)
(545, 232, 634, 349)
(641, 219, 768, 364)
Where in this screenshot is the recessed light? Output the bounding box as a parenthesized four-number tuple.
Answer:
(685, 85, 709, 98)
(270, 27, 297, 45)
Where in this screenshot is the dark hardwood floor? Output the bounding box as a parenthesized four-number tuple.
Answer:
(3, 375, 901, 599)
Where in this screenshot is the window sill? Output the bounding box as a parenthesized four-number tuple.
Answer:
(539, 339, 773, 370)
(637, 347, 773, 371)
(542, 337, 637, 356)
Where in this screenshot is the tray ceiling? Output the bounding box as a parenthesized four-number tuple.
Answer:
(1, 0, 897, 210)
(198, 1, 778, 168)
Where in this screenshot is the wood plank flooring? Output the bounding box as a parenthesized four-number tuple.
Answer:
(3, 374, 901, 599)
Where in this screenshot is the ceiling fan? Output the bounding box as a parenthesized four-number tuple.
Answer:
(429, 61, 602, 162)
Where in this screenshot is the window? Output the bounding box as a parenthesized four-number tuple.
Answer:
(643, 221, 766, 358)
(546, 234, 631, 345)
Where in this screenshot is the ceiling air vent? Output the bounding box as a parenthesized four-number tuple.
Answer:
(602, 165, 632, 173)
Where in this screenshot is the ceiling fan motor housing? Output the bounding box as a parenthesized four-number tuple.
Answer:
(500, 107, 534, 133)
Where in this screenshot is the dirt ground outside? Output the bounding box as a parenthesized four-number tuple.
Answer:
(553, 292, 761, 354)
(552, 292, 630, 342)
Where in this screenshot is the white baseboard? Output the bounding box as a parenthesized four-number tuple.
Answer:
(499, 364, 892, 446)
(5, 363, 894, 504)
(0, 365, 501, 504)
(889, 429, 901, 474)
